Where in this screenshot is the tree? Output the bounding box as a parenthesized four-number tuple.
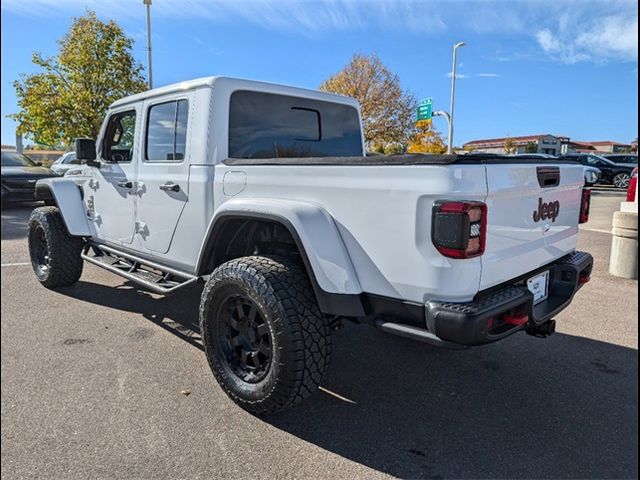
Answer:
(524, 141, 537, 153)
(503, 137, 518, 154)
(10, 11, 147, 147)
(407, 121, 447, 154)
(383, 142, 406, 155)
(320, 53, 416, 149)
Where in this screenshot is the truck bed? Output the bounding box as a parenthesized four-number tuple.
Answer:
(215, 155, 585, 304)
(224, 153, 580, 166)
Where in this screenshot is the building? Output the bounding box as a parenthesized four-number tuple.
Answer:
(563, 141, 598, 153)
(570, 140, 632, 153)
(463, 135, 634, 155)
(462, 134, 568, 155)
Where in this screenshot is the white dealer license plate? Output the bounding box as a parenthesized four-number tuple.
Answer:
(527, 270, 549, 305)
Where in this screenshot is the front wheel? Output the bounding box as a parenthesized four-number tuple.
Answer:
(199, 256, 331, 415)
(28, 207, 84, 288)
(612, 173, 630, 189)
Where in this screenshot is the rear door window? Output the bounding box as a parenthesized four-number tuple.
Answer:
(228, 90, 362, 158)
(146, 99, 189, 161)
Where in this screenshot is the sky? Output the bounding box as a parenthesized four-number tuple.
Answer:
(1, 0, 638, 147)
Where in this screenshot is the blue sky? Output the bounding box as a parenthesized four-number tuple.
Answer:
(1, 0, 638, 147)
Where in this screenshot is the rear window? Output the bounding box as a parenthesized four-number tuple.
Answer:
(228, 90, 362, 158)
(608, 155, 637, 164)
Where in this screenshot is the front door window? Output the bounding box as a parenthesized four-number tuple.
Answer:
(102, 110, 136, 162)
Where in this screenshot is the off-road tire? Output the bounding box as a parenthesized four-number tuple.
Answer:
(28, 206, 84, 288)
(199, 255, 331, 415)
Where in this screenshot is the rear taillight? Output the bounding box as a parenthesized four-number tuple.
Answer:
(432, 201, 487, 258)
(579, 189, 591, 224)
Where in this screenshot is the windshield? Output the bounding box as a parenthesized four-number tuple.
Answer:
(1, 151, 37, 167)
(63, 153, 79, 164)
(587, 154, 614, 166)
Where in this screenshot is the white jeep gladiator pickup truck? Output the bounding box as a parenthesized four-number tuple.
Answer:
(28, 76, 593, 414)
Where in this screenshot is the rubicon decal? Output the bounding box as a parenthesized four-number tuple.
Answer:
(533, 198, 560, 223)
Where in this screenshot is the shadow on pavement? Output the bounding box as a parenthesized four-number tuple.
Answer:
(57, 280, 204, 350)
(56, 279, 638, 479)
(1, 203, 38, 241)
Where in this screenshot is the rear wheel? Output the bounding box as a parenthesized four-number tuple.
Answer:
(612, 172, 630, 189)
(28, 207, 84, 288)
(199, 256, 331, 415)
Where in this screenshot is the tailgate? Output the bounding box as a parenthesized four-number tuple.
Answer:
(480, 163, 583, 290)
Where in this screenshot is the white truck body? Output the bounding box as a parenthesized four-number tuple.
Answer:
(37, 76, 592, 344)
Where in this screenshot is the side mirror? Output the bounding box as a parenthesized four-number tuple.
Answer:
(75, 138, 99, 168)
(35, 161, 43, 167)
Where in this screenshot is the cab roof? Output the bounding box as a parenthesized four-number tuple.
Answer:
(109, 76, 359, 110)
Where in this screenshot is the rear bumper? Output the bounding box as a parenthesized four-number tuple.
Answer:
(374, 251, 593, 347)
(426, 251, 593, 345)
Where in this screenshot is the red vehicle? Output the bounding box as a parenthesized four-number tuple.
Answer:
(627, 167, 638, 202)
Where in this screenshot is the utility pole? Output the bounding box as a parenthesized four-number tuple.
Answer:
(448, 42, 466, 154)
(144, 0, 153, 89)
(15, 133, 23, 154)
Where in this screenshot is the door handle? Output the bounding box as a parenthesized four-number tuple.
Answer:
(117, 180, 133, 189)
(159, 182, 180, 192)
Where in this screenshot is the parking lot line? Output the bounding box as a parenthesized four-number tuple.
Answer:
(1, 262, 30, 267)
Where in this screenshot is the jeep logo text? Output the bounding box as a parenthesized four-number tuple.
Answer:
(533, 198, 560, 223)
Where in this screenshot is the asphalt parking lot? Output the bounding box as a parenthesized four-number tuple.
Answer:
(1, 189, 637, 479)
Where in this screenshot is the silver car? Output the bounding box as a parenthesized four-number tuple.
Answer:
(583, 165, 601, 186)
(50, 151, 82, 176)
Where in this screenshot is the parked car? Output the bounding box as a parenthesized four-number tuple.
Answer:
(29, 76, 593, 415)
(583, 165, 601, 186)
(602, 154, 637, 166)
(513, 154, 600, 186)
(561, 153, 635, 188)
(1, 150, 56, 205)
(50, 151, 81, 176)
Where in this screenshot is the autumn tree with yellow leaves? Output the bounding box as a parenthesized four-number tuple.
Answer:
(503, 137, 518, 154)
(407, 121, 447, 154)
(11, 11, 147, 146)
(320, 53, 416, 150)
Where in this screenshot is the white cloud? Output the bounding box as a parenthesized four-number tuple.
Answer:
(446, 72, 471, 79)
(536, 29, 561, 54)
(535, 10, 637, 63)
(575, 15, 638, 61)
(0, 0, 448, 33)
(446, 72, 500, 79)
(2, 0, 637, 63)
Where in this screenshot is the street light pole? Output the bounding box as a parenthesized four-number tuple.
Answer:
(143, 0, 153, 89)
(448, 41, 465, 154)
(433, 110, 451, 144)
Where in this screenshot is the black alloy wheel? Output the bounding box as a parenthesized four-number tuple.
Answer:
(31, 224, 50, 277)
(216, 293, 273, 383)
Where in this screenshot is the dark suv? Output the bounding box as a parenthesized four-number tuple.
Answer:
(561, 153, 635, 189)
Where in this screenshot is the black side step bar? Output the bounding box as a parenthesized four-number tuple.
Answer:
(81, 243, 199, 295)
